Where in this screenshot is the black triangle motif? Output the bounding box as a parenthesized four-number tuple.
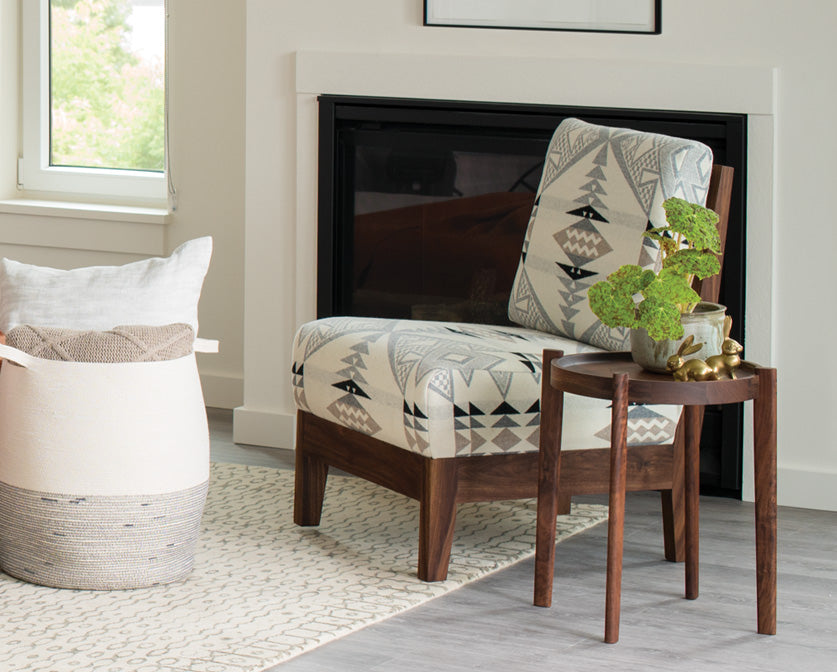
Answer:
(468, 402, 485, 416)
(413, 404, 428, 420)
(403, 400, 413, 415)
(331, 379, 370, 398)
(566, 205, 609, 223)
(556, 263, 598, 280)
(492, 401, 519, 415)
(453, 404, 469, 418)
(510, 353, 535, 373)
(526, 399, 540, 413)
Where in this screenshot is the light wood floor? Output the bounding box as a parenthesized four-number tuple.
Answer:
(208, 409, 837, 672)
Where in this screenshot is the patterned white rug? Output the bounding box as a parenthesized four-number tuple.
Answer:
(0, 462, 607, 672)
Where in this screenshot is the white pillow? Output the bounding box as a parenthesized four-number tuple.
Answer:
(0, 237, 212, 334)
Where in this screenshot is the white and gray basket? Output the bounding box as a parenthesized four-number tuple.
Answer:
(0, 334, 217, 590)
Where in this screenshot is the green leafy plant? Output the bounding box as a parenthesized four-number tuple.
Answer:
(587, 197, 721, 341)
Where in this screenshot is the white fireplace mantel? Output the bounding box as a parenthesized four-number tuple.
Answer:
(296, 51, 775, 115)
(291, 50, 776, 501)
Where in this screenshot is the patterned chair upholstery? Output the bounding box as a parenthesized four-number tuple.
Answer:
(294, 320, 681, 459)
(292, 118, 728, 581)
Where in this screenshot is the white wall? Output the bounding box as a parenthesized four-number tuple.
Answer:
(0, 1, 17, 199)
(242, 0, 837, 511)
(0, 0, 246, 409)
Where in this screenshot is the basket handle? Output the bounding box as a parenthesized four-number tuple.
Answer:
(0, 343, 37, 369)
(0, 339, 219, 368)
(195, 338, 219, 353)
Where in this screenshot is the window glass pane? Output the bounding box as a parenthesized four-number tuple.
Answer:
(49, 0, 164, 172)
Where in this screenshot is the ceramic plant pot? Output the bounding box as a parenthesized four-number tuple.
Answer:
(630, 302, 727, 373)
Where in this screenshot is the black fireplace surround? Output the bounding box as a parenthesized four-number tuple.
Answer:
(317, 95, 747, 498)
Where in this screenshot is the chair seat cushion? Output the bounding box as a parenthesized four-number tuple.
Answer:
(293, 317, 681, 459)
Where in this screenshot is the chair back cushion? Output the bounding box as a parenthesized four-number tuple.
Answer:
(507, 118, 713, 349)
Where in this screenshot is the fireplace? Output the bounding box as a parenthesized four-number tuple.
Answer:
(316, 95, 747, 497)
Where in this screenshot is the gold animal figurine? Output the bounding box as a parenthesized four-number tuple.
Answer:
(666, 335, 718, 381)
(704, 315, 743, 379)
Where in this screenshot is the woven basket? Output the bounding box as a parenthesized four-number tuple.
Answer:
(0, 334, 217, 590)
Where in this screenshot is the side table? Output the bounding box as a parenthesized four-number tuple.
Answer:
(533, 351, 777, 643)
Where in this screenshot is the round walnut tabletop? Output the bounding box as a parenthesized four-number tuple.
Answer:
(549, 351, 761, 406)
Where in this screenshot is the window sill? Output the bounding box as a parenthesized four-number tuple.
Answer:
(0, 198, 170, 225)
(0, 198, 169, 256)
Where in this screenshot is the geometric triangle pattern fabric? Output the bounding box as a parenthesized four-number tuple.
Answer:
(554, 218, 613, 268)
(326, 393, 382, 436)
(293, 316, 681, 459)
(507, 117, 713, 350)
(555, 262, 598, 281)
(507, 266, 559, 335)
(594, 404, 679, 446)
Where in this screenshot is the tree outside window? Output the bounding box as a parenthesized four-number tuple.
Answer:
(49, 0, 164, 173)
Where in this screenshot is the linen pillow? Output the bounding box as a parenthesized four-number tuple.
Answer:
(0, 237, 211, 334)
(5, 323, 195, 362)
(507, 118, 713, 351)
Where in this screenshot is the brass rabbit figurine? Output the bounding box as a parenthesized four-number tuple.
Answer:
(705, 315, 743, 379)
(666, 335, 718, 381)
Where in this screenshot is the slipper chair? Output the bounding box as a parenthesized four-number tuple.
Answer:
(292, 118, 733, 581)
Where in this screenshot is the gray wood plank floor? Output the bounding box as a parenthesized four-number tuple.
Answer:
(208, 409, 837, 671)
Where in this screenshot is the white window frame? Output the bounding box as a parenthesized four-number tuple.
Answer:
(21, 0, 166, 203)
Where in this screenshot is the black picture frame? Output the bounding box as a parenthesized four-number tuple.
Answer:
(423, 0, 661, 35)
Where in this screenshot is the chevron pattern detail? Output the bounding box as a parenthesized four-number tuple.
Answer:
(554, 220, 613, 267)
(594, 405, 678, 446)
(327, 394, 381, 435)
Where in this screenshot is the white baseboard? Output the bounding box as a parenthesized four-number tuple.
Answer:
(778, 467, 837, 512)
(200, 373, 244, 410)
(233, 407, 296, 449)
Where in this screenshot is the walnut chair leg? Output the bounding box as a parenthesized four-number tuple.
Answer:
(556, 492, 572, 515)
(293, 414, 329, 527)
(418, 458, 458, 582)
(662, 422, 687, 562)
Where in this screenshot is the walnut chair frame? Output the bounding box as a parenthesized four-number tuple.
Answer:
(295, 164, 734, 581)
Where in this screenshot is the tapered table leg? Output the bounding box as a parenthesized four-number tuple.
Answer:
(534, 351, 565, 608)
(604, 373, 629, 644)
(684, 404, 703, 600)
(753, 368, 778, 634)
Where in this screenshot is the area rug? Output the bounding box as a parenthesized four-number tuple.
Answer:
(0, 462, 607, 672)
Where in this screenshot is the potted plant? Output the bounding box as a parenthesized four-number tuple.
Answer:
(587, 197, 726, 372)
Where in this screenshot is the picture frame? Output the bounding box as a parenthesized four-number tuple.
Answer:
(423, 0, 661, 35)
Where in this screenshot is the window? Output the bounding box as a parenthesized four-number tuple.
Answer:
(21, 0, 167, 202)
